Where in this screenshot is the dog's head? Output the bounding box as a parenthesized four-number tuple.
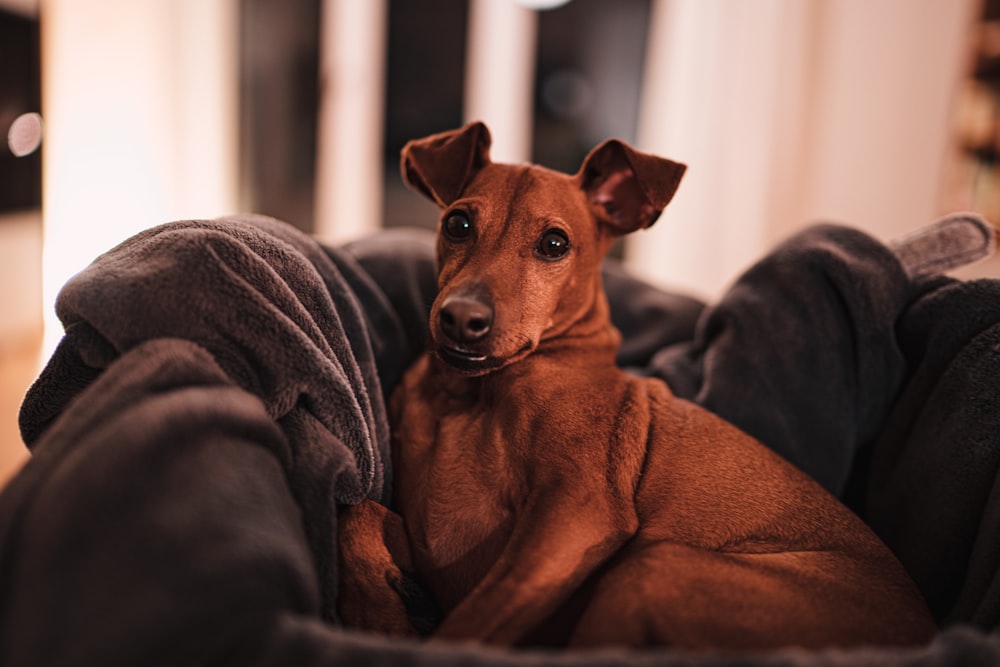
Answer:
(401, 121, 685, 376)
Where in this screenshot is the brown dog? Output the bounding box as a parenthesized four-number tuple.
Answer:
(338, 122, 936, 650)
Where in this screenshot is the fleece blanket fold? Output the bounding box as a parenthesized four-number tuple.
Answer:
(2, 216, 1000, 665)
(20, 215, 389, 505)
(644, 224, 913, 496)
(13, 214, 423, 629)
(865, 275, 1000, 627)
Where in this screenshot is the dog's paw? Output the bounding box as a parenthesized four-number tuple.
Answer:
(390, 571, 442, 637)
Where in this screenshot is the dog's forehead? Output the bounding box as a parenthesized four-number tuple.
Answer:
(466, 163, 583, 212)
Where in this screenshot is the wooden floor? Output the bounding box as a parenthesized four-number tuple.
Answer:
(0, 332, 41, 489)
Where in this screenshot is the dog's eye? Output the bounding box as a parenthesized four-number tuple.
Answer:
(535, 229, 570, 260)
(443, 212, 473, 242)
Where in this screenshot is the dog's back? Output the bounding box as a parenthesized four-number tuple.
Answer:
(567, 376, 935, 648)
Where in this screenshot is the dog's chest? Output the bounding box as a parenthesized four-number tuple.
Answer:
(389, 353, 653, 608)
(390, 362, 522, 593)
(406, 410, 516, 555)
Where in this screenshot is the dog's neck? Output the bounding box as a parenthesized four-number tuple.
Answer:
(538, 277, 620, 359)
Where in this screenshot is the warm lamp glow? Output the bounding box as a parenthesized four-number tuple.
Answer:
(514, 0, 572, 9)
(7, 112, 43, 157)
(313, 0, 387, 245)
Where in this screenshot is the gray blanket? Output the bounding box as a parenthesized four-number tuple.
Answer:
(2, 215, 999, 665)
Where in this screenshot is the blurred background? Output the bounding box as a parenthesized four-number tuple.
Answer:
(2, 0, 999, 484)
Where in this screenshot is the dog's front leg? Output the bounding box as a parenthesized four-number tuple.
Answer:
(337, 500, 424, 637)
(433, 488, 637, 645)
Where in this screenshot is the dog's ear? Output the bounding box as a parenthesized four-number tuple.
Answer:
(400, 122, 492, 207)
(578, 140, 686, 235)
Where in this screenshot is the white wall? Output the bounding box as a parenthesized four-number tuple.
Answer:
(41, 0, 238, 351)
(627, 0, 979, 299)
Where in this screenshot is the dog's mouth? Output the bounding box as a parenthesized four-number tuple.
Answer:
(435, 340, 538, 376)
(435, 345, 505, 375)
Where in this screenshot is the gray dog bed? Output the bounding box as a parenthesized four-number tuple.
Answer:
(2, 213, 999, 665)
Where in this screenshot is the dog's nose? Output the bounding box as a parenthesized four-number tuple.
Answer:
(439, 294, 493, 344)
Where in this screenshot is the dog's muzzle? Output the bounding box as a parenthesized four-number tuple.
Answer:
(435, 291, 505, 374)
